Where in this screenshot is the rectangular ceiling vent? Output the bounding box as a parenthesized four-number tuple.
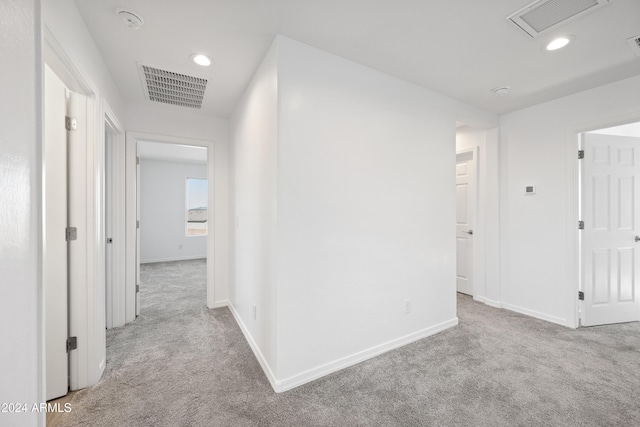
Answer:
(138, 64, 207, 109)
(627, 34, 640, 57)
(507, 0, 610, 38)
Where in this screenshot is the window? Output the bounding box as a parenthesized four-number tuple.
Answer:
(186, 178, 208, 236)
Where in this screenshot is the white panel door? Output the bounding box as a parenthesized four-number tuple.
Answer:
(456, 150, 475, 296)
(582, 133, 640, 326)
(44, 65, 68, 401)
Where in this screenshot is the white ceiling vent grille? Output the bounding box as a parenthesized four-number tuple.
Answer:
(507, 0, 610, 38)
(627, 35, 640, 57)
(138, 64, 207, 109)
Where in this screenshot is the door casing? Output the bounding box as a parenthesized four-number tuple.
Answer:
(125, 132, 217, 314)
(44, 25, 109, 390)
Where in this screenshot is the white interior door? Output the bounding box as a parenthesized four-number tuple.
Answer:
(105, 130, 114, 328)
(581, 133, 640, 326)
(44, 65, 69, 401)
(456, 150, 475, 296)
(136, 143, 141, 316)
(67, 87, 89, 390)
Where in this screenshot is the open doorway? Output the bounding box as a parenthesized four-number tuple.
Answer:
(138, 142, 208, 263)
(454, 124, 501, 306)
(579, 120, 640, 326)
(125, 133, 216, 316)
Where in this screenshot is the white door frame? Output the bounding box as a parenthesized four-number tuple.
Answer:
(454, 126, 501, 308)
(456, 147, 477, 297)
(44, 25, 109, 389)
(125, 132, 217, 312)
(104, 105, 126, 328)
(566, 111, 640, 328)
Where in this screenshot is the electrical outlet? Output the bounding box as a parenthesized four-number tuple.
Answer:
(178, 244, 183, 250)
(404, 299, 411, 314)
(252, 304, 257, 320)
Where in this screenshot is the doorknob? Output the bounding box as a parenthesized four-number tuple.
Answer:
(635, 236, 640, 242)
(466, 230, 473, 235)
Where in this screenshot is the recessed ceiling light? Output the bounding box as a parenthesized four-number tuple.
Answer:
(545, 36, 575, 51)
(190, 53, 212, 67)
(492, 86, 511, 96)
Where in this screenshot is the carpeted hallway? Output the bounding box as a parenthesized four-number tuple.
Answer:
(52, 259, 640, 426)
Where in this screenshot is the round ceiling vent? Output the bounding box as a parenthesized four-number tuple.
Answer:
(116, 8, 144, 29)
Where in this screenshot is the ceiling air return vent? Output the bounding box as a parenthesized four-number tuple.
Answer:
(627, 34, 640, 57)
(138, 64, 207, 109)
(507, 0, 610, 38)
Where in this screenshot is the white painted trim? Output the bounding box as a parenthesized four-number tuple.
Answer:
(213, 299, 229, 308)
(125, 133, 138, 323)
(564, 110, 640, 329)
(501, 303, 568, 327)
(104, 103, 127, 329)
(227, 302, 279, 391)
(44, 26, 107, 391)
(474, 295, 502, 308)
(230, 297, 458, 393)
(126, 131, 217, 312)
(276, 318, 459, 393)
(140, 256, 207, 264)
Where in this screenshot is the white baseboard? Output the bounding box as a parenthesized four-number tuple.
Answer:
(502, 302, 567, 327)
(474, 295, 503, 308)
(228, 302, 459, 393)
(277, 317, 459, 393)
(213, 299, 229, 308)
(140, 255, 206, 264)
(227, 302, 280, 391)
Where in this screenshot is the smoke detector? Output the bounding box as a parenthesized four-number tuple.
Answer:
(507, 0, 610, 38)
(116, 8, 144, 29)
(492, 86, 511, 96)
(627, 34, 640, 57)
(138, 64, 208, 109)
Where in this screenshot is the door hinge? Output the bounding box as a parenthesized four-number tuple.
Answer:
(65, 227, 78, 241)
(136, 284, 140, 293)
(578, 221, 584, 230)
(66, 336, 78, 352)
(578, 291, 584, 301)
(65, 116, 77, 131)
(136, 156, 140, 165)
(136, 220, 140, 229)
(578, 150, 584, 159)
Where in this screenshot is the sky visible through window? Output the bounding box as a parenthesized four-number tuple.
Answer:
(186, 178, 208, 236)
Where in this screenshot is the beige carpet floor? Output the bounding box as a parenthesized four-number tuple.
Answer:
(52, 259, 640, 426)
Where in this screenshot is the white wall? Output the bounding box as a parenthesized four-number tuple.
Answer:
(0, 0, 43, 425)
(127, 104, 231, 304)
(43, 0, 126, 121)
(229, 41, 280, 378)
(500, 74, 640, 327)
(589, 121, 640, 137)
(276, 36, 460, 385)
(231, 36, 498, 391)
(140, 159, 207, 263)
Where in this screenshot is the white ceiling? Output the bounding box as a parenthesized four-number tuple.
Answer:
(138, 141, 207, 164)
(75, 0, 640, 117)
